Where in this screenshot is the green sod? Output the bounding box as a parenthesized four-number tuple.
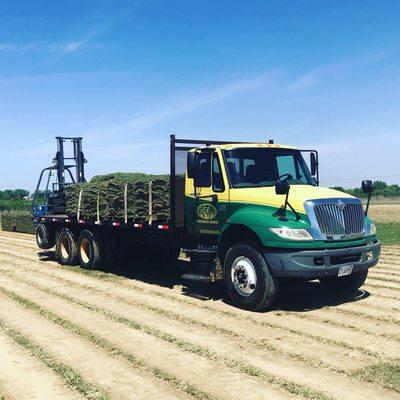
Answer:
(1, 211, 33, 233)
(66, 173, 170, 221)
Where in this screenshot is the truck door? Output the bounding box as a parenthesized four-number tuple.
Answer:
(185, 151, 230, 236)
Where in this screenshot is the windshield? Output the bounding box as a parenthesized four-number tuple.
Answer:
(223, 148, 315, 188)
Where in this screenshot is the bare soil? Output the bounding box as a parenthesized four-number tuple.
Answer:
(0, 230, 399, 400)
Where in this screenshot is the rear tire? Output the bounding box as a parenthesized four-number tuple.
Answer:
(56, 228, 78, 265)
(36, 223, 55, 249)
(78, 230, 104, 270)
(224, 243, 278, 311)
(319, 270, 368, 293)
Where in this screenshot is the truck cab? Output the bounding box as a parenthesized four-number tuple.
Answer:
(184, 142, 380, 311)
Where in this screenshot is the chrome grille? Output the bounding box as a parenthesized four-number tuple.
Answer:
(313, 202, 364, 238)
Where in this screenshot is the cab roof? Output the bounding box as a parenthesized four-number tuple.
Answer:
(212, 143, 298, 150)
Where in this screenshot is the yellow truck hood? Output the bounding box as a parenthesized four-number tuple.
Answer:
(229, 185, 355, 214)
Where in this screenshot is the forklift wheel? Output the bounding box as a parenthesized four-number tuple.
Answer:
(36, 223, 55, 249)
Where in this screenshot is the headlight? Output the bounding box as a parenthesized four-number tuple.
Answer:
(369, 222, 377, 236)
(270, 227, 313, 241)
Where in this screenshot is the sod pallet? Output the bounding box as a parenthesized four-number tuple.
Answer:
(1, 211, 33, 234)
(66, 173, 170, 221)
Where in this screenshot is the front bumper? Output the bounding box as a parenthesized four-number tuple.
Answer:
(264, 240, 381, 278)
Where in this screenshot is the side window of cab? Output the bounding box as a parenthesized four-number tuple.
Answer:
(212, 153, 225, 192)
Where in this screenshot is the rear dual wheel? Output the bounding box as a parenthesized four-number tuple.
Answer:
(56, 228, 78, 265)
(56, 228, 107, 270)
(78, 230, 104, 270)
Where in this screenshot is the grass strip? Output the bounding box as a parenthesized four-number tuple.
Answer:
(0, 286, 216, 400)
(0, 276, 335, 400)
(353, 361, 400, 393)
(376, 223, 400, 246)
(1, 265, 338, 372)
(368, 275, 400, 284)
(0, 248, 383, 359)
(0, 318, 109, 400)
(285, 310, 400, 343)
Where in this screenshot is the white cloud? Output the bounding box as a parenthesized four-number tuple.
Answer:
(287, 52, 386, 94)
(82, 71, 277, 138)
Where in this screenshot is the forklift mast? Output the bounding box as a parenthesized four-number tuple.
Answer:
(32, 137, 87, 217)
(54, 137, 86, 185)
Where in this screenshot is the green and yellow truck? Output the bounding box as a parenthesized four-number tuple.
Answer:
(33, 136, 381, 311)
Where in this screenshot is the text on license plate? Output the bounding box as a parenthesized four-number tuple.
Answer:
(338, 265, 353, 277)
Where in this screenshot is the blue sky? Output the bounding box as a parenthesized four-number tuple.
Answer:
(0, 0, 399, 190)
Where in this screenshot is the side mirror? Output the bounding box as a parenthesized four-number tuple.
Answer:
(187, 152, 195, 178)
(193, 152, 211, 188)
(275, 179, 290, 195)
(362, 180, 373, 216)
(362, 180, 373, 194)
(310, 152, 317, 176)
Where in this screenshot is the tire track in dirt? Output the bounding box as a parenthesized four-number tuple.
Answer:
(0, 270, 398, 400)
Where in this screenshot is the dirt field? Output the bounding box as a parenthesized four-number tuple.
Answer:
(0, 231, 399, 400)
(369, 203, 400, 223)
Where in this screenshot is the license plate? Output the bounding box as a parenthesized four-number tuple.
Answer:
(338, 265, 353, 277)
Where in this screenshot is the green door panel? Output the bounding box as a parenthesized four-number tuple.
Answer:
(185, 196, 230, 235)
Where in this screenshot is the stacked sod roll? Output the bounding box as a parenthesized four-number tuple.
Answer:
(65, 173, 170, 221)
(1, 211, 34, 233)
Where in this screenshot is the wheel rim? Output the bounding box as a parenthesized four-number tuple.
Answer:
(60, 236, 70, 259)
(37, 231, 43, 245)
(80, 238, 91, 264)
(231, 256, 257, 297)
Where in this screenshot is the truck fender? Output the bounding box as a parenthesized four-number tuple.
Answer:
(217, 223, 264, 268)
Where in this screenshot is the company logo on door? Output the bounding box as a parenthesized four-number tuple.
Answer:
(197, 203, 217, 220)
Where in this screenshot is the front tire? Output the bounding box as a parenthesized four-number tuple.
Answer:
(319, 270, 368, 293)
(224, 243, 278, 311)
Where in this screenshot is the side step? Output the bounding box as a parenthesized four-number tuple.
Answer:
(181, 246, 217, 282)
(181, 273, 213, 283)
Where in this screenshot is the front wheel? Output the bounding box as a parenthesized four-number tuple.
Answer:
(224, 243, 278, 311)
(319, 269, 368, 293)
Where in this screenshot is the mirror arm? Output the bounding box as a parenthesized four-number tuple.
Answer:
(275, 189, 301, 221)
(287, 201, 301, 221)
(365, 191, 372, 217)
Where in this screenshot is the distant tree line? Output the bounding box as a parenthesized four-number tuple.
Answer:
(0, 189, 47, 212)
(331, 181, 400, 198)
